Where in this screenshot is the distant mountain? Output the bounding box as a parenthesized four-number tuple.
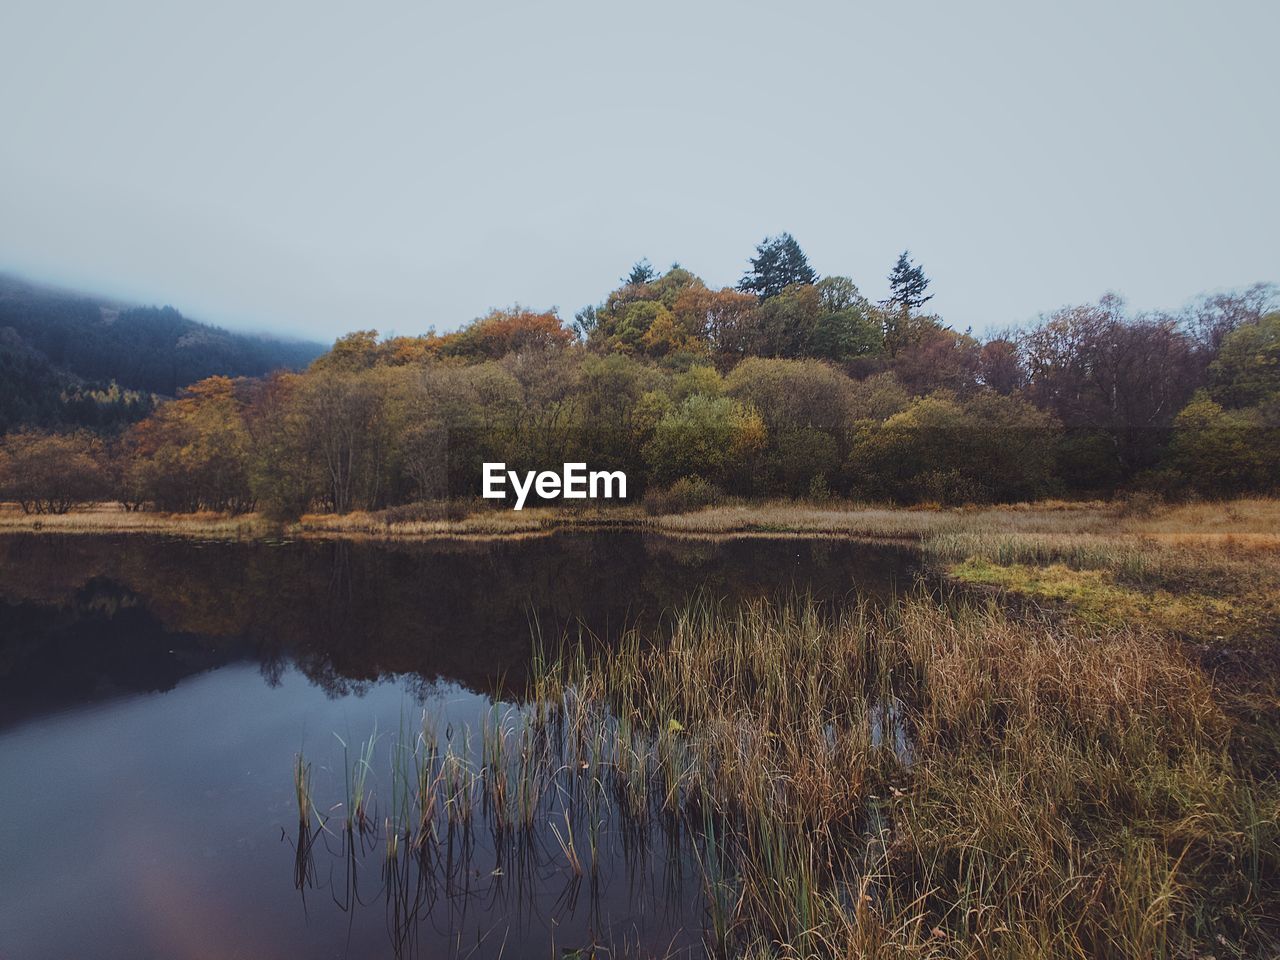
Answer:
(0, 272, 326, 432)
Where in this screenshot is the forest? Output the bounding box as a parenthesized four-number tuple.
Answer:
(0, 272, 323, 434)
(0, 237, 1276, 517)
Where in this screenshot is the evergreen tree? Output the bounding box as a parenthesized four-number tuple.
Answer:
(738, 234, 817, 301)
(883, 250, 933, 312)
(625, 259, 658, 285)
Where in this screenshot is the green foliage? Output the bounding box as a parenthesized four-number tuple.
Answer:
(725, 358, 859, 495)
(670, 363, 724, 401)
(644, 395, 766, 487)
(847, 391, 1061, 503)
(1210, 312, 1280, 408)
(738, 233, 817, 301)
(747, 282, 881, 360)
(624, 259, 658, 285)
(882, 249, 932, 312)
(585, 266, 707, 357)
(1170, 392, 1279, 496)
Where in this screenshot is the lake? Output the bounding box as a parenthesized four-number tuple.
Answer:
(0, 531, 917, 959)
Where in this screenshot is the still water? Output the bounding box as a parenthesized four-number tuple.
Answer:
(0, 532, 917, 959)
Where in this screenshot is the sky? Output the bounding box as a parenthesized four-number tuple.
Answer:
(1, 0, 1276, 344)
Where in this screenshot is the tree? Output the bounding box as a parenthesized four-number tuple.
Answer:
(738, 234, 817, 301)
(726, 358, 859, 495)
(645, 395, 766, 487)
(125, 376, 256, 512)
(978, 338, 1025, 395)
(809, 276, 882, 361)
(846, 391, 1060, 504)
(1182, 283, 1276, 354)
(572, 305, 599, 341)
(437, 307, 573, 360)
(0, 430, 108, 513)
(889, 321, 981, 396)
(1169, 392, 1278, 496)
(587, 266, 705, 356)
(290, 368, 395, 512)
(673, 286, 760, 363)
(624, 259, 658, 285)
(1018, 296, 1199, 484)
(1209, 312, 1280, 409)
(882, 250, 932, 313)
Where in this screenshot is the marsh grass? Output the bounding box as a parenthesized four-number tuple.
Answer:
(918, 500, 1280, 661)
(295, 591, 1279, 958)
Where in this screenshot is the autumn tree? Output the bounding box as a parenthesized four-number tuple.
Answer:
(0, 430, 108, 513)
(125, 376, 255, 512)
(889, 321, 981, 396)
(977, 338, 1025, 395)
(672, 285, 759, 364)
(587, 266, 706, 357)
(437, 307, 573, 360)
(726, 358, 859, 494)
(1018, 296, 1198, 486)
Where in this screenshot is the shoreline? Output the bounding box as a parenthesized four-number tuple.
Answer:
(0, 498, 1125, 543)
(6, 498, 1274, 654)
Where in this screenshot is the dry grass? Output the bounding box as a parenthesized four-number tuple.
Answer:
(602, 597, 1277, 957)
(309, 594, 1277, 958)
(0, 502, 267, 538)
(292, 502, 647, 540)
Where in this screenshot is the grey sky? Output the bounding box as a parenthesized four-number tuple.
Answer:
(1, 0, 1276, 343)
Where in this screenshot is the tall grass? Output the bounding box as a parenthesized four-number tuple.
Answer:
(295, 593, 1280, 958)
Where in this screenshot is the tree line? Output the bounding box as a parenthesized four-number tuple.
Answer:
(1, 236, 1276, 516)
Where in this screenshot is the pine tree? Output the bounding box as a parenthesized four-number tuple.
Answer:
(883, 250, 932, 312)
(624, 259, 657, 286)
(738, 234, 818, 301)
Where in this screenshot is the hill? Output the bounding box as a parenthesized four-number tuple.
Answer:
(0, 273, 325, 432)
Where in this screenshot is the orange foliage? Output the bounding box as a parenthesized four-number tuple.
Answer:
(437, 307, 572, 360)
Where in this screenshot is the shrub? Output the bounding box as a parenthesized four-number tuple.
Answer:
(642, 477, 725, 515)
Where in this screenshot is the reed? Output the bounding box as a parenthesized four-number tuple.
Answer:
(293, 751, 313, 826)
(293, 583, 1279, 958)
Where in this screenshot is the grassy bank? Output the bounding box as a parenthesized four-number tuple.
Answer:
(298, 594, 1280, 958)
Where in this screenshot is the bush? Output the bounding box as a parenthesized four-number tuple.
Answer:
(846, 391, 1061, 504)
(0, 430, 109, 513)
(644, 395, 766, 488)
(643, 477, 725, 515)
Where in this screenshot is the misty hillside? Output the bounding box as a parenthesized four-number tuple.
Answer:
(0, 273, 325, 432)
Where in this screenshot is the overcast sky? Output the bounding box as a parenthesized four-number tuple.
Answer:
(1, 0, 1276, 343)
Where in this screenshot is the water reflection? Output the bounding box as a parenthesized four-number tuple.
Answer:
(0, 531, 917, 959)
(0, 531, 913, 725)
